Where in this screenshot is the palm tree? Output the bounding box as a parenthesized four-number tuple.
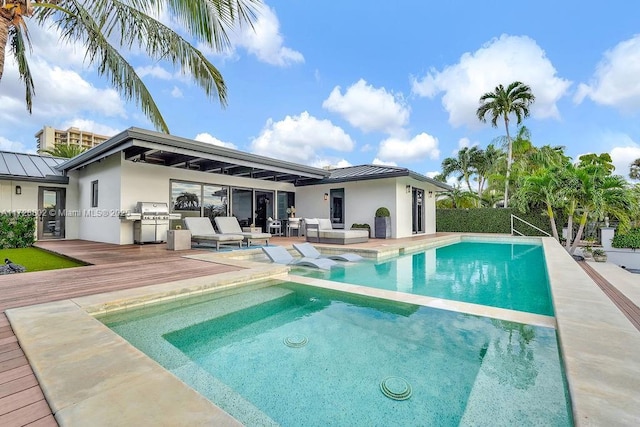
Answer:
(473, 144, 504, 203)
(435, 185, 479, 209)
(41, 143, 86, 158)
(629, 158, 640, 180)
(512, 167, 563, 241)
(476, 82, 536, 208)
(440, 146, 481, 193)
(0, 0, 259, 132)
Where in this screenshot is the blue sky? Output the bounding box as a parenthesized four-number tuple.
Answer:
(1, 1, 640, 181)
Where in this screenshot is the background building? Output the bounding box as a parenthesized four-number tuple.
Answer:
(36, 126, 111, 153)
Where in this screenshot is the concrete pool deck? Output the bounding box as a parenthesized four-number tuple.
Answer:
(5, 235, 640, 425)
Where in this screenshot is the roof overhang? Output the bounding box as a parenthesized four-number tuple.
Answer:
(0, 175, 69, 184)
(58, 128, 330, 184)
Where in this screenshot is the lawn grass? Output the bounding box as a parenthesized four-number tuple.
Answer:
(0, 247, 85, 272)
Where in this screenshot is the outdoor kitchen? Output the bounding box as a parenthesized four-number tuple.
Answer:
(121, 202, 181, 244)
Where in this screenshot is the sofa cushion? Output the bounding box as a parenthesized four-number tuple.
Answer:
(319, 229, 368, 239)
(318, 218, 333, 230)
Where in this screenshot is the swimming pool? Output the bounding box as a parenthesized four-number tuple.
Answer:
(100, 281, 572, 426)
(295, 240, 553, 315)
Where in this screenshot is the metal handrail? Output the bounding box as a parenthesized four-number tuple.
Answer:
(511, 214, 551, 237)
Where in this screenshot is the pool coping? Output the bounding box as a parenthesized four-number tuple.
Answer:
(6, 234, 640, 425)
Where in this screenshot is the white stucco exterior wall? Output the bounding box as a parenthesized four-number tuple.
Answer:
(117, 157, 296, 244)
(76, 154, 123, 244)
(296, 177, 440, 238)
(0, 177, 79, 240)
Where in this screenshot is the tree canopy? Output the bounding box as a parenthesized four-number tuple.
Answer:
(0, 0, 261, 133)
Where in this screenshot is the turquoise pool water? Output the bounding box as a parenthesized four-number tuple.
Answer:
(295, 241, 553, 315)
(100, 282, 572, 426)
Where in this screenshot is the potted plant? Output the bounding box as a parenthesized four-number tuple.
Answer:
(592, 249, 607, 262)
(374, 207, 391, 239)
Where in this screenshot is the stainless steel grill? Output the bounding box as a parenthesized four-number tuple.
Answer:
(133, 202, 171, 244)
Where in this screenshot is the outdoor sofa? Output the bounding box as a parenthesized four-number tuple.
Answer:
(303, 218, 369, 245)
(183, 217, 244, 250)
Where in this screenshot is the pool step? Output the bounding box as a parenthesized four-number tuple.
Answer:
(459, 330, 572, 426)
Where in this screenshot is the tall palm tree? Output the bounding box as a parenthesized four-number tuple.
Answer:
(476, 81, 536, 208)
(41, 143, 86, 158)
(0, 0, 260, 132)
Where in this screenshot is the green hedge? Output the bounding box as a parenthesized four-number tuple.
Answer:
(436, 208, 566, 236)
(611, 228, 640, 249)
(0, 213, 36, 249)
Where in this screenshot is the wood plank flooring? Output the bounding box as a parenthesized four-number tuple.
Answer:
(0, 240, 243, 426)
(578, 260, 640, 332)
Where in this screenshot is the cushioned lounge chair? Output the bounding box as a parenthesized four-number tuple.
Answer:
(293, 242, 363, 262)
(261, 246, 337, 270)
(183, 217, 244, 250)
(214, 216, 271, 246)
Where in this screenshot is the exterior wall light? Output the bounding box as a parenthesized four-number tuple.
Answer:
(323, 193, 329, 201)
(428, 191, 433, 198)
(406, 185, 411, 194)
(15, 185, 22, 195)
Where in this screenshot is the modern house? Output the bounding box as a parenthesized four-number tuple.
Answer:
(1, 127, 451, 244)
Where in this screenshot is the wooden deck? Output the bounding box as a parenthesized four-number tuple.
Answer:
(0, 240, 243, 426)
(578, 260, 640, 332)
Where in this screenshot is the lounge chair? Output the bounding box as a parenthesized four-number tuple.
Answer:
(303, 218, 369, 245)
(262, 246, 337, 270)
(183, 217, 244, 250)
(215, 216, 271, 246)
(293, 242, 363, 262)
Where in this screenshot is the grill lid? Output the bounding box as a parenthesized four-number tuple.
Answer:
(135, 202, 170, 215)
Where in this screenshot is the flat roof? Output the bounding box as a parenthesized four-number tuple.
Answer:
(58, 127, 330, 185)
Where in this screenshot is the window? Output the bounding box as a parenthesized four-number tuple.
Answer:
(91, 180, 98, 207)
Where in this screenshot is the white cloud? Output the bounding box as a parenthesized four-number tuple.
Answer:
(0, 59, 126, 126)
(411, 34, 571, 128)
(221, 5, 303, 66)
(323, 79, 410, 134)
(0, 136, 31, 153)
(194, 133, 238, 149)
(376, 133, 440, 164)
(60, 119, 120, 137)
(171, 86, 184, 98)
(136, 65, 174, 80)
(575, 35, 640, 112)
(250, 111, 354, 165)
(610, 145, 640, 178)
(372, 158, 397, 166)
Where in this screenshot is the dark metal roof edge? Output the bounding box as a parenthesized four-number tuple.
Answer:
(58, 127, 330, 178)
(297, 167, 453, 190)
(0, 175, 69, 184)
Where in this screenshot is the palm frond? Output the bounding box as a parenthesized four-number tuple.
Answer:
(8, 24, 35, 113)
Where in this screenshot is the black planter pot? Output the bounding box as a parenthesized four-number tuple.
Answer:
(375, 217, 391, 239)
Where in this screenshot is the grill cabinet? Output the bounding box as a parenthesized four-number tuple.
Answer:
(133, 202, 171, 244)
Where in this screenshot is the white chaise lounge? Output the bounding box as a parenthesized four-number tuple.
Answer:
(262, 246, 337, 270)
(293, 242, 363, 262)
(183, 217, 244, 250)
(215, 216, 271, 246)
(304, 218, 369, 245)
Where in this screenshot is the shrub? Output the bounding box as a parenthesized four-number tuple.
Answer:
(436, 208, 565, 236)
(350, 223, 371, 230)
(375, 207, 390, 217)
(611, 228, 640, 250)
(592, 249, 607, 257)
(0, 213, 36, 249)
